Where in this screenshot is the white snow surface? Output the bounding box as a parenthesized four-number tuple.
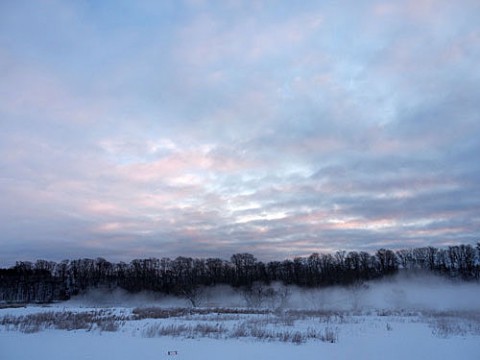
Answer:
(1, 278, 480, 360)
(1, 325, 479, 360)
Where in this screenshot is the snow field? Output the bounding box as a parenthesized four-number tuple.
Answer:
(1, 304, 480, 360)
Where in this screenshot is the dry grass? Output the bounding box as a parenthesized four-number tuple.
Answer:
(132, 307, 269, 320)
(422, 310, 480, 338)
(142, 323, 227, 339)
(0, 309, 127, 333)
(141, 317, 338, 344)
(2, 305, 477, 344)
(0, 303, 27, 310)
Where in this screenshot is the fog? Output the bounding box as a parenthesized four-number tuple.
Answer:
(290, 275, 480, 311)
(68, 275, 480, 312)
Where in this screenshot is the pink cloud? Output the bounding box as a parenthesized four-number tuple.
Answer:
(85, 200, 130, 217)
(111, 143, 257, 186)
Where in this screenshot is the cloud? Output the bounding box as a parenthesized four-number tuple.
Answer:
(0, 0, 479, 266)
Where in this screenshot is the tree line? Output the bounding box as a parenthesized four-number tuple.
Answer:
(1, 243, 479, 304)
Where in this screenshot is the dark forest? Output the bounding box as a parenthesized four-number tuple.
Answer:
(1, 243, 479, 304)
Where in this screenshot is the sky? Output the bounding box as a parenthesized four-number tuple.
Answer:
(1, 0, 479, 266)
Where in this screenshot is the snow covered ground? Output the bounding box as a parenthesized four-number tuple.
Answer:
(2, 325, 479, 360)
(2, 278, 480, 360)
(1, 304, 479, 360)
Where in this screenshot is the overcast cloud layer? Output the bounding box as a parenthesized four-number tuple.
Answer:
(1, 0, 479, 266)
